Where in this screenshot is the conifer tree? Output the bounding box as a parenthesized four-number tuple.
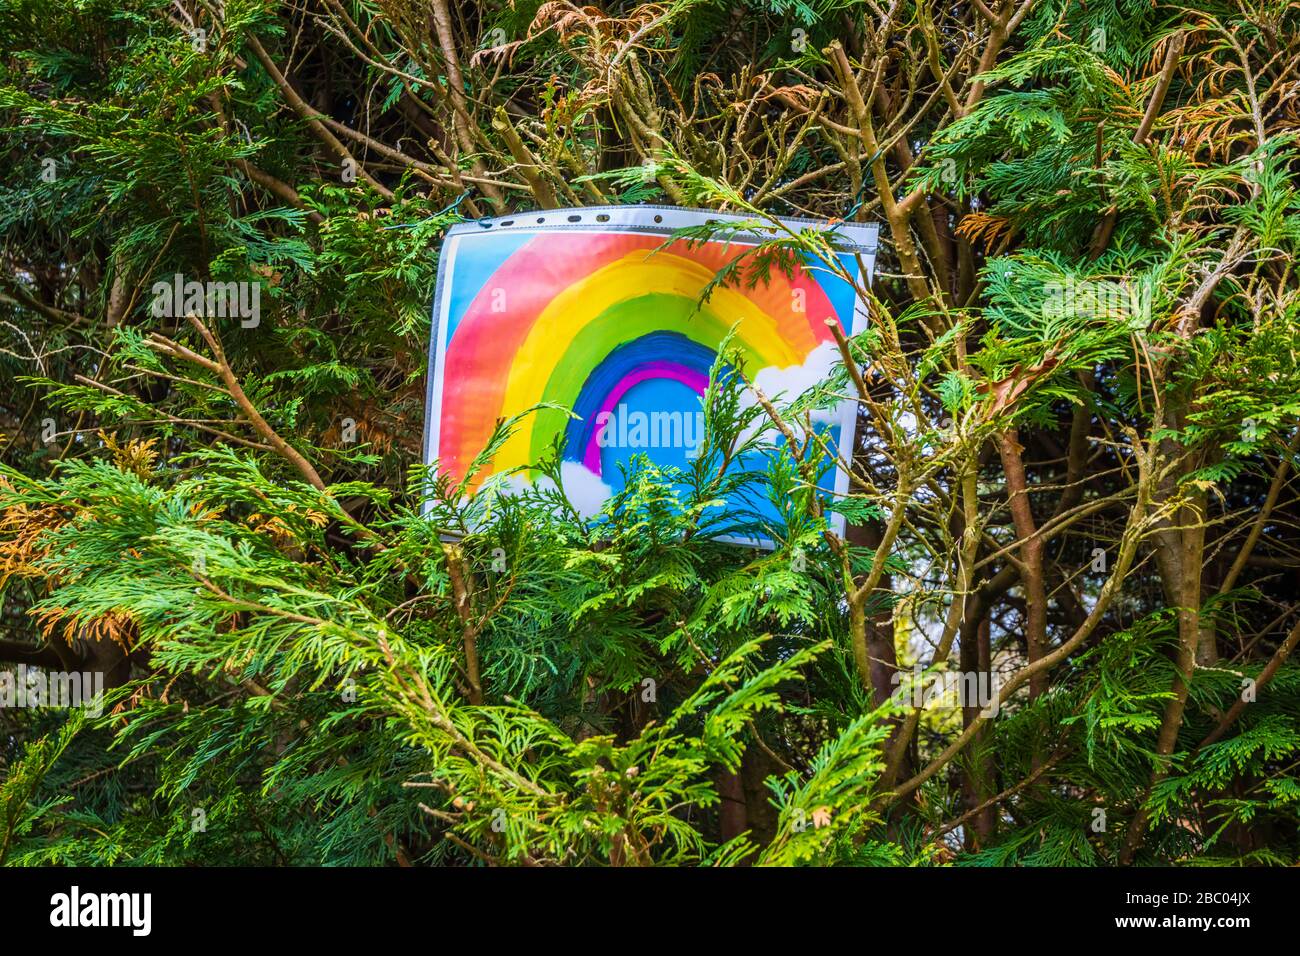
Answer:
(1, 0, 1297, 865)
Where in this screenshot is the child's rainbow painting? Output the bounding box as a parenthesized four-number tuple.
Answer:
(423, 206, 879, 544)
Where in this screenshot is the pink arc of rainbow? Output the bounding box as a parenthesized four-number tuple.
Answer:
(582, 361, 710, 474)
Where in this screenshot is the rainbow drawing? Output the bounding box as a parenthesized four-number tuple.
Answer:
(423, 206, 878, 541)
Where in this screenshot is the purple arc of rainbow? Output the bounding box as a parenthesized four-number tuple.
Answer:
(565, 331, 719, 476)
(582, 362, 710, 474)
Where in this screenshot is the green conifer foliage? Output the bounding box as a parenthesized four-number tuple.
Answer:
(1, 0, 1298, 865)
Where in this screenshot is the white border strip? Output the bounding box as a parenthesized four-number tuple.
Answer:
(441, 204, 880, 253)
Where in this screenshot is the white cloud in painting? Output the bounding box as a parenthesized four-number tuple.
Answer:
(751, 340, 840, 413)
(740, 340, 849, 444)
(556, 460, 613, 518)
(493, 461, 612, 519)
